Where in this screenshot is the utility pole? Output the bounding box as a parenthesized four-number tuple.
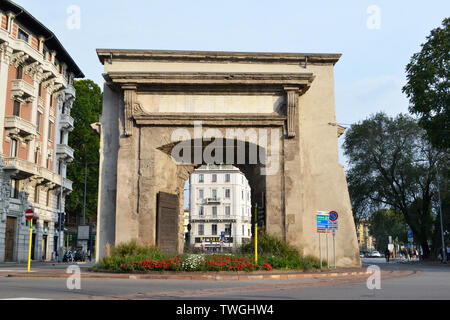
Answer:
(436, 165, 447, 263)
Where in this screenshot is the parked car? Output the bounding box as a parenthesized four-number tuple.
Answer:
(369, 250, 382, 258)
(359, 252, 365, 258)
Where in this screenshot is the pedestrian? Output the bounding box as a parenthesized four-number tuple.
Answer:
(384, 248, 390, 263)
(446, 245, 450, 262)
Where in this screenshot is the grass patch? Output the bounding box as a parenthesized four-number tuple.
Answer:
(240, 233, 323, 270)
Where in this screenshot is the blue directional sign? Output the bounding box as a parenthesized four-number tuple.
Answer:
(316, 213, 330, 233)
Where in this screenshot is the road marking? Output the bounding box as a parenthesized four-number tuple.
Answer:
(1, 297, 47, 300)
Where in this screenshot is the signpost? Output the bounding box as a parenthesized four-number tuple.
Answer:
(254, 203, 258, 264)
(316, 212, 330, 268)
(329, 211, 339, 269)
(25, 208, 34, 273)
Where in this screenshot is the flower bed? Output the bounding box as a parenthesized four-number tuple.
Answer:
(117, 255, 272, 273)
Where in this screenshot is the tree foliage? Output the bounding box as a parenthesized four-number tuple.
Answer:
(65, 80, 102, 222)
(403, 18, 450, 150)
(368, 209, 407, 252)
(344, 112, 447, 259)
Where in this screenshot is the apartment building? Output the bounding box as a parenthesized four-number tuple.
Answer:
(189, 164, 252, 251)
(0, 1, 84, 262)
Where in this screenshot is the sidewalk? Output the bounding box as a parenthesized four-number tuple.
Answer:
(1, 264, 374, 281)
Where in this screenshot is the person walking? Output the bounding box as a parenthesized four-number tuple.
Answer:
(384, 248, 390, 263)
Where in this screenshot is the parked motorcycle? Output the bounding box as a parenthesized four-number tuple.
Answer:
(63, 250, 74, 262)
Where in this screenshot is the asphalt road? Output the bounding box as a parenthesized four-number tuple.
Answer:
(0, 261, 449, 300)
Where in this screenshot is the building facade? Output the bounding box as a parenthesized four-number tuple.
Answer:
(189, 164, 252, 251)
(0, 1, 83, 262)
(356, 220, 375, 253)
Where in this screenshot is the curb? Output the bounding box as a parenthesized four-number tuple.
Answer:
(6, 270, 373, 281)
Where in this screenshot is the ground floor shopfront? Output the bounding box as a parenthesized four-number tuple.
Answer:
(0, 201, 61, 263)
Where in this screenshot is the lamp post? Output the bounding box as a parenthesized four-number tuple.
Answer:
(436, 164, 447, 263)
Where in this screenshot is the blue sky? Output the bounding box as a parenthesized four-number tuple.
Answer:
(13, 0, 449, 167)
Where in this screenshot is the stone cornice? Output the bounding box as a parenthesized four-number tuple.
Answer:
(97, 49, 341, 66)
(106, 72, 315, 95)
(134, 112, 286, 127)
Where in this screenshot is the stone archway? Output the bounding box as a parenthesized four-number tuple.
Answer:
(96, 49, 361, 267)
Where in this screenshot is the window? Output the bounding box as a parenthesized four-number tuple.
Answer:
(37, 111, 42, 133)
(225, 206, 230, 216)
(16, 65, 23, 79)
(225, 224, 231, 236)
(10, 179, 19, 199)
(46, 190, 51, 207)
(34, 186, 40, 203)
(57, 160, 63, 175)
(18, 28, 29, 42)
(10, 139, 18, 157)
(34, 148, 39, 164)
(49, 94, 53, 108)
(60, 130, 65, 144)
(212, 206, 217, 217)
(212, 189, 217, 199)
(242, 190, 244, 200)
(48, 122, 53, 141)
(225, 173, 230, 182)
(212, 174, 217, 182)
(225, 189, 230, 198)
(199, 174, 204, 183)
(38, 82, 42, 97)
(242, 207, 244, 216)
(212, 224, 217, 235)
(199, 206, 204, 216)
(13, 101, 20, 117)
(242, 225, 244, 236)
(198, 224, 204, 236)
(198, 189, 204, 199)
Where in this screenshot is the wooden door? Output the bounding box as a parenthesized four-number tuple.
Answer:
(156, 192, 179, 253)
(5, 217, 17, 262)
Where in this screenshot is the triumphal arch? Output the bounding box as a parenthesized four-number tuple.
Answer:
(95, 49, 360, 267)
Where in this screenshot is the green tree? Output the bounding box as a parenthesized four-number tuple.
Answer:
(65, 80, 102, 222)
(402, 18, 450, 150)
(344, 112, 447, 259)
(368, 209, 407, 252)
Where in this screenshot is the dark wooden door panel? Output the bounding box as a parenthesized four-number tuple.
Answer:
(5, 217, 16, 262)
(156, 192, 179, 253)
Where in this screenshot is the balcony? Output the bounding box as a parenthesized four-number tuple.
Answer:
(59, 113, 74, 131)
(62, 177, 73, 192)
(3, 157, 38, 178)
(4, 116, 37, 141)
(203, 197, 221, 205)
(65, 85, 76, 99)
(190, 215, 237, 223)
(11, 79, 35, 102)
(56, 144, 74, 162)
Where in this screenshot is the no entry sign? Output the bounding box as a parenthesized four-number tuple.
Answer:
(25, 208, 34, 220)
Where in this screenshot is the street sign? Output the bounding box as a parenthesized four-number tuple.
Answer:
(407, 229, 413, 242)
(329, 221, 338, 231)
(25, 208, 34, 220)
(316, 212, 329, 233)
(329, 211, 338, 221)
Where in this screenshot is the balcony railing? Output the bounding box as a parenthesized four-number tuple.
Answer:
(11, 79, 35, 100)
(203, 197, 221, 204)
(190, 214, 237, 222)
(56, 144, 74, 161)
(5, 116, 37, 140)
(59, 113, 74, 131)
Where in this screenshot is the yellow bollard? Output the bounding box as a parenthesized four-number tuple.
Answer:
(254, 204, 258, 264)
(27, 219, 33, 273)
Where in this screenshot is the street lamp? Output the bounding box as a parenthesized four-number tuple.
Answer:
(436, 164, 447, 263)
